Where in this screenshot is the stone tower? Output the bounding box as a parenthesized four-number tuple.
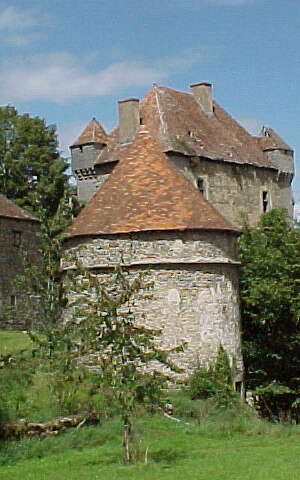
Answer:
(63, 130, 243, 386)
(70, 118, 108, 203)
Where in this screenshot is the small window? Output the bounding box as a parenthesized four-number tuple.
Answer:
(13, 231, 22, 247)
(140, 117, 144, 125)
(197, 177, 205, 197)
(262, 190, 269, 213)
(235, 381, 242, 394)
(10, 295, 17, 307)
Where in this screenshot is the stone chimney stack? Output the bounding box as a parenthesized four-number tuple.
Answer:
(190, 82, 213, 116)
(118, 98, 140, 143)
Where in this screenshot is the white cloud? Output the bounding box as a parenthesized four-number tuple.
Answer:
(0, 51, 201, 104)
(238, 117, 262, 135)
(0, 6, 46, 47)
(0, 6, 36, 30)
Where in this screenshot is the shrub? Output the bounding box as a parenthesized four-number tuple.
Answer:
(189, 345, 238, 407)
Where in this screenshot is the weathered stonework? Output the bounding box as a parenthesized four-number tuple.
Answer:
(0, 216, 40, 329)
(63, 230, 243, 382)
(170, 153, 294, 227)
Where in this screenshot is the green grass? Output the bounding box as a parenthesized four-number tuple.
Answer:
(1, 413, 300, 479)
(0, 330, 32, 356)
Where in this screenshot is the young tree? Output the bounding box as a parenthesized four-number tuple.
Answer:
(64, 264, 180, 463)
(0, 106, 69, 218)
(239, 209, 300, 418)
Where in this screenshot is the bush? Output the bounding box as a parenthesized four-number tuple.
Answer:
(189, 345, 238, 407)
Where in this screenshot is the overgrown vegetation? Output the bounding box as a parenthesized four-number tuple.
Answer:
(189, 345, 238, 407)
(0, 105, 69, 218)
(240, 208, 300, 420)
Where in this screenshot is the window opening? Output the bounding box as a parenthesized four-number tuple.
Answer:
(10, 295, 17, 307)
(13, 231, 22, 247)
(197, 177, 205, 196)
(235, 381, 242, 394)
(262, 190, 269, 213)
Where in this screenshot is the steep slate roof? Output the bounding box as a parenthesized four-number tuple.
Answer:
(257, 127, 293, 152)
(0, 194, 39, 222)
(71, 118, 107, 147)
(66, 130, 237, 238)
(94, 85, 276, 169)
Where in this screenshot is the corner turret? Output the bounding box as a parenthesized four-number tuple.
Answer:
(258, 127, 294, 219)
(259, 127, 294, 177)
(70, 118, 107, 203)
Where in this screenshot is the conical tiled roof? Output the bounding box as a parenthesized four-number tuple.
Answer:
(258, 127, 293, 152)
(66, 130, 237, 238)
(0, 194, 39, 222)
(71, 118, 107, 147)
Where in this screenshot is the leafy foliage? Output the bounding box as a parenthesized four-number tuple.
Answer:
(239, 209, 300, 417)
(189, 345, 237, 406)
(64, 264, 181, 463)
(0, 106, 69, 218)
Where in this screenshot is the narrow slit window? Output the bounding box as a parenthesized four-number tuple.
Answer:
(235, 381, 242, 394)
(197, 177, 205, 197)
(262, 190, 269, 212)
(10, 295, 17, 307)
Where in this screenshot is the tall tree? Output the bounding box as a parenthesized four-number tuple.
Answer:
(239, 209, 300, 418)
(0, 105, 69, 217)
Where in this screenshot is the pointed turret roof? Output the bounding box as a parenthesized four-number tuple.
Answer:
(66, 130, 237, 238)
(258, 127, 293, 152)
(0, 194, 39, 222)
(71, 118, 107, 147)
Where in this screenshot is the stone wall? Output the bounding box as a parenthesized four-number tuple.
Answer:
(63, 230, 239, 269)
(169, 154, 294, 227)
(63, 230, 243, 382)
(0, 217, 40, 329)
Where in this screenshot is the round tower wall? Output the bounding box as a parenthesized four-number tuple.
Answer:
(63, 230, 242, 380)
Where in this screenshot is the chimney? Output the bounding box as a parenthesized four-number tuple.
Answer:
(190, 82, 213, 116)
(118, 98, 140, 143)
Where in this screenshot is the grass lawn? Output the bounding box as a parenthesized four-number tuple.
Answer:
(0, 330, 32, 355)
(0, 415, 299, 480)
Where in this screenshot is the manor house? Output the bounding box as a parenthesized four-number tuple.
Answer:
(63, 82, 294, 386)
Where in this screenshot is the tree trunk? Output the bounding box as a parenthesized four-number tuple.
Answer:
(122, 413, 132, 464)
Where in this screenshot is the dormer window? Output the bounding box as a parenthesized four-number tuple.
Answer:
(13, 231, 22, 247)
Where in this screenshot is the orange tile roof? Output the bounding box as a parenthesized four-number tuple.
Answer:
(66, 130, 238, 238)
(0, 194, 39, 222)
(71, 118, 107, 147)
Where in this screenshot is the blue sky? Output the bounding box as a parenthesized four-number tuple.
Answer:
(0, 0, 299, 217)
